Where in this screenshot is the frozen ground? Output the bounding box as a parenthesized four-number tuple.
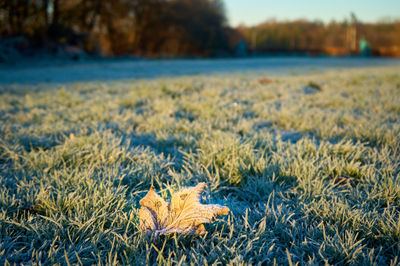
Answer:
(1, 57, 400, 85)
(1, 63, 400, 264)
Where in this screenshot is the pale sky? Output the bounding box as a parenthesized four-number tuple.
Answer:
(225, 0, 400, 26)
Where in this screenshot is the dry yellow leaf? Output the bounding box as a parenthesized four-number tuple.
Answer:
(139, 183, 229, 235)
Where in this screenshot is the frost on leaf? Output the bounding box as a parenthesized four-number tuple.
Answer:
(138, 183, 230, 235)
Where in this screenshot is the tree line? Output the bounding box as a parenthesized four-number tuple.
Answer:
(0, 0, 235, 57)
(238, 17, 400, 57)
(1, 1, 399, 58)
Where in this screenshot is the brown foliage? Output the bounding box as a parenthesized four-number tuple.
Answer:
(238, 18, 400, 57)
(0, 0, 232, 57)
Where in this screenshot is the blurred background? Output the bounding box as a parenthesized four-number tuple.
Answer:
(0, 0, 399, 62)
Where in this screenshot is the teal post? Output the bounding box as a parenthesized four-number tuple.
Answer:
(359, 37, 371, 57)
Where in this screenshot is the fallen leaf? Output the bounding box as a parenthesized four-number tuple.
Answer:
(373, 106, 381, 113)
(139, 183, 229, 235)
(258, 78, 272, 84)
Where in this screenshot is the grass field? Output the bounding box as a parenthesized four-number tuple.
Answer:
(1, 65, 400, 265)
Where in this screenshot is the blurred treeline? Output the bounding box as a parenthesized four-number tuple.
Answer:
(239, 17, 400, 57)
(1, 1, 400, 59)
(0, 0, 237, 57)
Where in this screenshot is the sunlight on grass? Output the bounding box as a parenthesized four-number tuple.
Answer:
(1, 66, 400, 264)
